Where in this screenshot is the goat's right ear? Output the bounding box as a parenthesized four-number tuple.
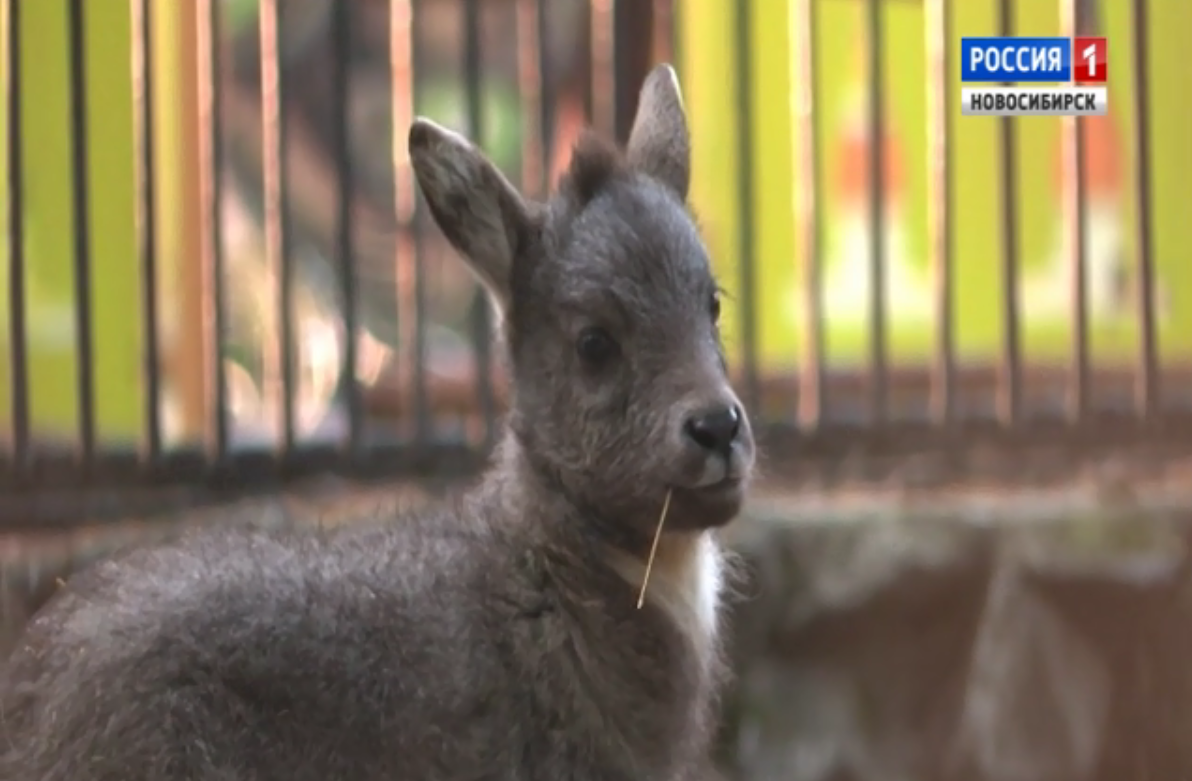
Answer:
(408, 118, 533, 311)
(626, 64, 690, 201)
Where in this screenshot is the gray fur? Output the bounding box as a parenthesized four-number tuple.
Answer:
(0, 63, 755, 781)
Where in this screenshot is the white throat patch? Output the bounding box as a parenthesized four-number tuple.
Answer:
(609, 531, 725, 666)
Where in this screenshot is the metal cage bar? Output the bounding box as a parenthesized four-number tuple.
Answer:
(995, 0, 1022, 426)
(0, 0, 1189, 521)
(926, 0, 954, 425)
(1061, 0, 1089, 422)
(196, 0, 230, 462)
(734, 0, 759, 414)
(864, 0, 888, 425)
(259, 0, 297, 453)
(1130, 0, 1159, 420)
(330, 0, 361, 454)
(463, 0, 496, 450)
(5, 0, 28, 477)
(132, 0, 162, 462)
(66, 0, 95, 467)
(795, 0, 824, 430)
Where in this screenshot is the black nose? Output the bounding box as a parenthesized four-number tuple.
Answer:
(684, 405, 741, 454)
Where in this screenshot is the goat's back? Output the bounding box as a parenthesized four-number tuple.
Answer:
(0, 508, 544, 781)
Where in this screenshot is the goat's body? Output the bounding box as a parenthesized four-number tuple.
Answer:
(0, 63, 753, 781)
(0, 483, 724, 781)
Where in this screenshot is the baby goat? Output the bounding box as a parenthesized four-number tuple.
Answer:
(0, 64, 755, 781)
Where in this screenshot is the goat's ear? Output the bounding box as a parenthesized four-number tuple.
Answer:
(625, 63, 690, 201)
(408, 118, 533, 311)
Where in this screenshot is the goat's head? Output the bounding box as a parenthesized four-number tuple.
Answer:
(409, 64, 755, 538)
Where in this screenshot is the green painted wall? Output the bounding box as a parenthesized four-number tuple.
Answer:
(684, 0, 1192, 372)
(1, 0, 142, 445)
(2, 0, 1189, 447)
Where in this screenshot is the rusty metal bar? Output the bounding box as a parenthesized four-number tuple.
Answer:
(535, 0, 555, 190)
(516, 0, 548, 197)
(1062, 0, 1089, 421)
(5, 0, 28, 472)
(330, 0, 361, 451)
(995, 0, 1021, 425)
(665, 0, 681, 76)
(795, 0, 824, 429)
(408, 0, 429, 446)
(864, 0, 887, 424)
(171, 0, 207, 449)
(926, 0, 953, 423)
(1130, 0, 1158, 418)
(734, 0, 759, 413)
(132, 0, 161, 461)
(463, 0, 495, 448)
(651, 0, 675, 65)
(612, 1, 655, 144)
(196, 0, 229, 459)
(1, 439, 487, 515)
(259, 0, 295, 451)
(589, 0, 615, 136)
(66, 0, 95, 465)
(389, 0, 417, 443)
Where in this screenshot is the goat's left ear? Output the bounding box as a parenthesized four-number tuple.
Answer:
(408, 118, 534, 312)
(625, 63, 691, 201)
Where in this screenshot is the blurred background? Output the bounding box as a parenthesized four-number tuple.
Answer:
(3, 0, 1192, 778)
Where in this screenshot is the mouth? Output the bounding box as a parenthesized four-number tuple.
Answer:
(669, 474, 746, 513)
(682, 474, 743, 495)
(663, 477, 745, 531)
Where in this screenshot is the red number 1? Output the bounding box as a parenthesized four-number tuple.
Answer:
(1073, 37, 1108, 84)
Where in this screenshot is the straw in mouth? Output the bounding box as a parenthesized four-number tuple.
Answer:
(636, 488, 673, 609)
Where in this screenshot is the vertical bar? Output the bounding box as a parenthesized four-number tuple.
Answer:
(795, 0, 823, 429)
(330, 0, 361, 451)
(5, 0, 29, 470)
(995, 0, 1021, 425)
(668, 0, 682, 78)
(409, 0, 428, 446)
(1130, 0, 1157, 418)
(589, 0, 615, 135)
(196, 0, 229, 458)
(734, 0, 759, 413)
(66, 0, 95, 465)
(863, 0, 887, 424)
(463, 0, 494, 448)
(172, 0, 209, 447)
(259, 0, 295, 452)
(516, 0, 547, 197)
(652, 0, 675, 65)
(132, 0, 161, 461)
(612, 1, 652, 145)
(926, 0, 953, 423)
(389, 0, 417, 442)
(534, 0, 554, 189)
(1062, 0, 1088, 421)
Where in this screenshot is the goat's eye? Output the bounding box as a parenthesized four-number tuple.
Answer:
(576, 326, 619, 367)
(709, 291, 722, 323)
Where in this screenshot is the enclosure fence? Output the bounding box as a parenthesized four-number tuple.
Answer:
(2, 0, 1189, 526)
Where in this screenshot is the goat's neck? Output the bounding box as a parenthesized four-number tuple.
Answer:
(475, 433, 726, 665)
